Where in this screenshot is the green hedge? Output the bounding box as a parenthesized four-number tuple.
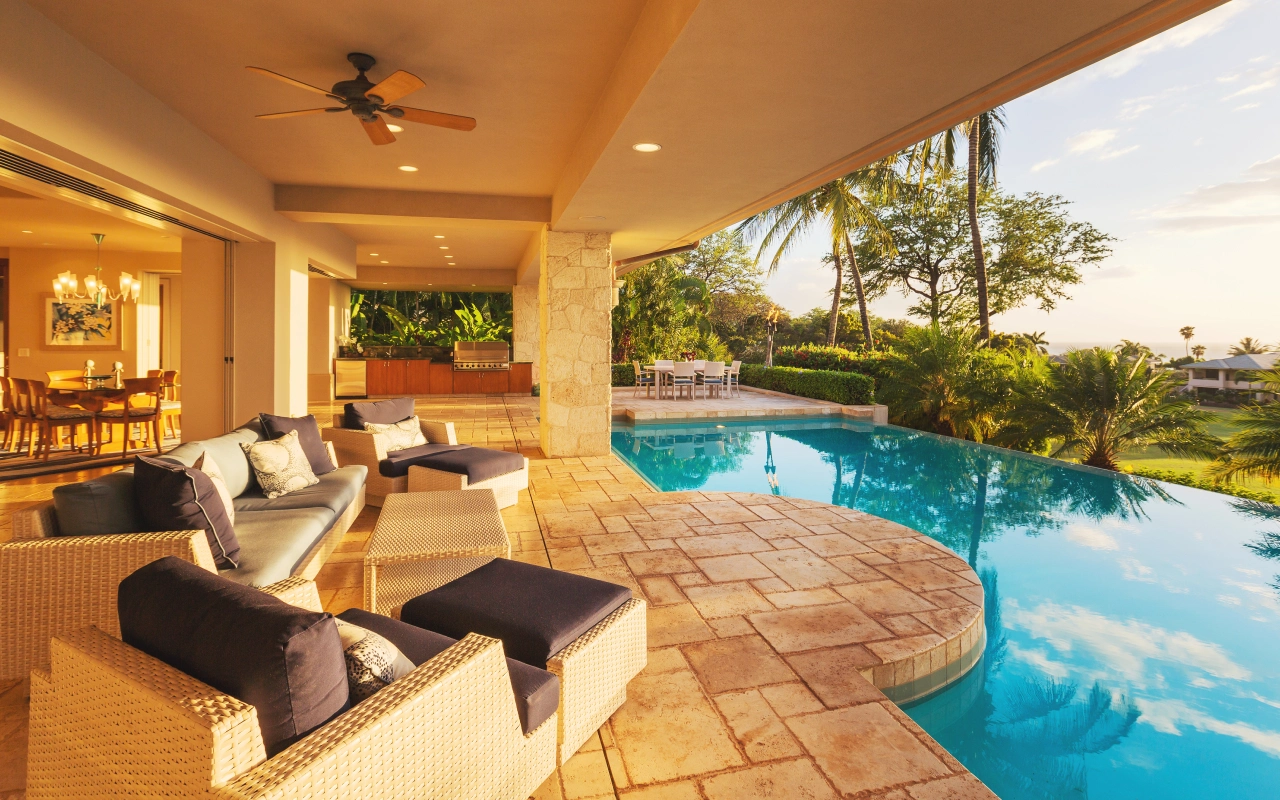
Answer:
(773, 344, 889, 379)
(1125, 467, 1279, 504)
(738, 365, 874, 405)
(612, 363, 637, 387)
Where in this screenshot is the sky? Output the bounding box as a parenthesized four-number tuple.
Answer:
(759, 0, 1280, 355)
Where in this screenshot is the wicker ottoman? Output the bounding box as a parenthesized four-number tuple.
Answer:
(399, 558, 648, 764)
(364, 490, 511, 616)
(407, 455, 530, 509)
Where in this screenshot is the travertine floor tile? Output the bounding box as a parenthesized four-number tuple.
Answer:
(682, 635, 797, 694)
(749, 603, 892, 653)
(699, 759, 837, 800)
(683, 582, 773, 619)
(647, 603, 716, 647)
(712, 689, 803, 761)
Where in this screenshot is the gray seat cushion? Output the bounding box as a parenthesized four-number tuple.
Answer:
(52, 470, 142, 536)
(378, 443, 524, 482)
(234, 465, 367, 517)
(343, 397, 414, 430)
(336, 608, 559, 735)
(165, 425, 264, 497)
(221, 507, 336, 588)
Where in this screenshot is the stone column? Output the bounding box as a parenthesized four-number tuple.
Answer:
(538, 230, 613, 457)
(512, 284, 540, 384)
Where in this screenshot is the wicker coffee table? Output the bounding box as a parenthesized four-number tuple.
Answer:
(364, 490, 511, 615)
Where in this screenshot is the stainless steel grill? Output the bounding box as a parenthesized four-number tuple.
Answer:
(452, 341, 510, 371)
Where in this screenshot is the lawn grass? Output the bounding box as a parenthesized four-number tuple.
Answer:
(1118, 407, 1279, 493)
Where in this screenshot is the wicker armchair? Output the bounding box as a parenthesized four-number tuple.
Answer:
(0, 441, 363, 682)
(323, 416, 529, 508)
(27, 578, 557, 800)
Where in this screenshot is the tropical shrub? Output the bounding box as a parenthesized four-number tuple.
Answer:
(1209, 368, 1280, 483)
(772, 344, 890, 380)
(1125, 467, 1279, 504)
(737, 365, 874, 405)
(611, 364, 637, 387)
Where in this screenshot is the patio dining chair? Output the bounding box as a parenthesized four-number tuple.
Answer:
(28, 380, 95, 461)
(94, 376, 163, 456)
(728, 360, 742, 397)
(671, 362, 697, 400)
(632, 360, 657, 398)
(700, 361, 726, 399)
(655, 359, 674, 399)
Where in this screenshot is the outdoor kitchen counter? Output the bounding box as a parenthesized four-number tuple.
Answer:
(335, 357, 533, 396)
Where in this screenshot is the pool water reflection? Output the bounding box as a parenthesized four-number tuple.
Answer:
(612, 418, 1280, 799)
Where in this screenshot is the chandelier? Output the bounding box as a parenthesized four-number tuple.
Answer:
(52, 233, 140, 306)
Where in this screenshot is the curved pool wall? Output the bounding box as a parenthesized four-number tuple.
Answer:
(612, 417, 1280, 799)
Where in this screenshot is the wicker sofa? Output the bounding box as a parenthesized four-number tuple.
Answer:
(26, 577, 556, 800)
(0, 419, 367, 682)
(323, 411, 529, 508)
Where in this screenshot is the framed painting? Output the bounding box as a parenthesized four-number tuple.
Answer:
(43, 296, 120, 349)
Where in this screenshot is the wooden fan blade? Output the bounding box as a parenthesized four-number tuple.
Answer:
(256, 108, 340, 119)
(389, 106, 476, 132)
(365, 70, 425, 104)
(246, 66, 337, 98)
(361, 116, 397, 146)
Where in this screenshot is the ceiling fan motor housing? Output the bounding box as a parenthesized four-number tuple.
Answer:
(334, 52, 384, 120)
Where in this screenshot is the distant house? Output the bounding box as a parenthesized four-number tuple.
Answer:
(1183, 353, 1278, 398)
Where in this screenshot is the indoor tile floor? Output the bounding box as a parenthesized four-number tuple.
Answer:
(0, 396, 995, 799)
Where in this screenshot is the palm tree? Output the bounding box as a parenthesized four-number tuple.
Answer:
(998, 347, 1221, 471)
(739, 161, 897, 348)
(1192, 344, 1207, 361)
(1209, 368, 1280, 483)
(907, 108, 1006, 340)
(1229, 337, 1272, 356)
(1179, 326, 1195, 356)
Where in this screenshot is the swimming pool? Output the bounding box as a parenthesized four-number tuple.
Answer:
(612, 417, 1280, 799)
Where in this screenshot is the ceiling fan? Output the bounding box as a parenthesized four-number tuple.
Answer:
(247, 52, 475, 145)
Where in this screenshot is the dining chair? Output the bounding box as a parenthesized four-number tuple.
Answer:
(9, 378, 38, 456)
(632, 361, 657, 398)
(700, 361, 727, 399)
(0, 378, 13, 452)
(95, 376, 163, 457)
(655, 359, 675, 399)
(159, 369, 181, 440)
(728, 360, 742, 397)
(671, 362, 698, 400)
(28, 380, 95, 461)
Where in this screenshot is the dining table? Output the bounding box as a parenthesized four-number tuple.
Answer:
(47, 380, 126, 413)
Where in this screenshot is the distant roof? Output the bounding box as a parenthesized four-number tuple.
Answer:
(1183, 352, 1278, 370)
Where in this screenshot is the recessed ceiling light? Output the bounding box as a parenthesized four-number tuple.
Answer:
(632, 142, 662, 152)
(439, 246, 449, 249)
(578, 215, 605, 221)
(21, 230, 32, 233)
(471, 284, 476, 287)
(433, 235, 445, 239)
(380, 260, 389, 264)
(398, 165, 418, 172)
(448, 262, 456, 266)
(386, 124, 404, 133)
(369, 253, 379, 256)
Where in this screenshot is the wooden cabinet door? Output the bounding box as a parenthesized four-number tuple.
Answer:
(384, 360, 409, 395)
(365, 360, 386, 395)
(453, 371, 482, 394)
(481, 370, 510, 394)
(429, 363, 453, 394)
(407, 360, 432, 395)
(508, 363, 533, 394)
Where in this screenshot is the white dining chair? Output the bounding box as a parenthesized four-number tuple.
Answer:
(728, 360, 742, 397)
(700, 361, 726, 399)
(671, 362, 697, 400)
(655, 359, 675, 399)
(633, 360, 657, 398)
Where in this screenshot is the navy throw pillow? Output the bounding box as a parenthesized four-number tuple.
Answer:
(259, 413, 334, 475)
(133, 455, 240, 569)
(343, 397, 415, 430)
(119, 557, 349, 756)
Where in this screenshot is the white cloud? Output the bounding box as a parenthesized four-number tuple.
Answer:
(1100, 145, 1141, 160)
(1234, 102, 1261, 111)
(1118, 100, 1154, 120)
(1030, 158, 1060, 172)
(1147, 154, 1280, 231)
(1065, 523, 1120, 550)
(1137, 697, 1280, 758)
(1223, 66, 1279, 99)
(1082, 1, 1248, 79)
(1008, 601, 1252, 687)
(1068, 129, 1118, 154)
(1119, 558, 1157, 583)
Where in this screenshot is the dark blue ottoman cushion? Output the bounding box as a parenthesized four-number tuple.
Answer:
(337, 607, 559, 734)
(399, 558, 632, 669)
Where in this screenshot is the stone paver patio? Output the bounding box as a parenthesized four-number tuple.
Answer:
(612, 386, 886, 423)
(0, 396, 995, 799)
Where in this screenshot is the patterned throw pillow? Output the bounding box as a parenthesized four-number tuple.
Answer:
(364, 416, 427, 452)
(239, 430, 319, 499)
(334, 617, 415, 702)
(194, 450, 235, 525)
